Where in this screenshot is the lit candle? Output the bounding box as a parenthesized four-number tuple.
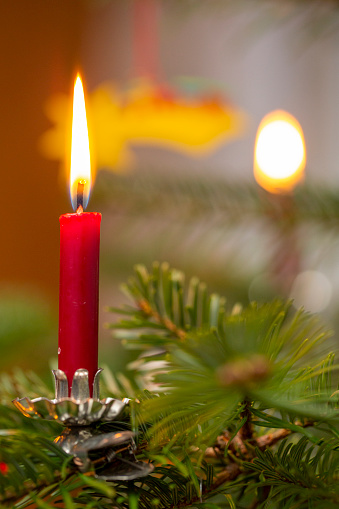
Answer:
(58, 74, 101, 396)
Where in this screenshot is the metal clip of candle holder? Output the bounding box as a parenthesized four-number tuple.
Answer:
(54, 427, 153, 480)
(13, 368, 153, 480)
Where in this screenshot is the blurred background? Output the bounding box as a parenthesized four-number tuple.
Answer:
(1, 0, 339, 377)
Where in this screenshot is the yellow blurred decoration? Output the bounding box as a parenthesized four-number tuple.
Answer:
(40, 79, 247, 177)
(254, 110, 306, 194)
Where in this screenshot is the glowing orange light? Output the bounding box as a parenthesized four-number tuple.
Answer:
(70, 74, 91, 210)
(254, 110, 306, 193)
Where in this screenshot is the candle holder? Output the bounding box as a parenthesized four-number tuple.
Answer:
(13, 368, 153, 480)
(13, 368, 127, 426)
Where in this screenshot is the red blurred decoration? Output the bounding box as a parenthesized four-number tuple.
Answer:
(133, 0, 160, 79)
(0, 462, 9, 475)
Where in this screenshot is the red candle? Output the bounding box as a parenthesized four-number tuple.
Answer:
(58, 210, 101, 394)
(58, 74, 100, 396)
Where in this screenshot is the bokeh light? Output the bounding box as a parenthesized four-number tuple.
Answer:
(254, 110, 306, 193)
(289, 270, 332, 313)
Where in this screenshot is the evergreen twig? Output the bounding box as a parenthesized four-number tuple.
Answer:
(0, 262, 338, 507)
(138, 299, 187, 341)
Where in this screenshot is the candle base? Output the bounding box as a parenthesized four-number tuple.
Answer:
(52, 367, 102, 401)
(12, 368, 154, 480)
(13, 368, 129, 426)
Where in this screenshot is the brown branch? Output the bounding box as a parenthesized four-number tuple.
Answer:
(239, 398, 254, 443)
(206, 402, 254, 462)
(212, 462, 241, 489)
(256, 428, 292, 450)
(255, 420, 314, 450)
(205, 420, 315, 460)
(197, 419, 316, 508)
(138, 299, 187, 340)
(206, 429, 248, 459)
(170, 420, 315, 509)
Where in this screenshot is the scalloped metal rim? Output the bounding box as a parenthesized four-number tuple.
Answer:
(13, 396, 127, 426)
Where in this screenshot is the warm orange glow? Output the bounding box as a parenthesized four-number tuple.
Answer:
(40, 79, 247, 172)
(70, 74, 91, 210)
(254, 110, 306, 193)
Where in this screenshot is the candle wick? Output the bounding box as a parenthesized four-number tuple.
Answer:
(76, 180, 86, 212)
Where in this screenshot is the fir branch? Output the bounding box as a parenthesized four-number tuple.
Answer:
(111, 263, 336, 451)
(146, 462, 242, 509)
(243, 437, 339, 507)
(1, 259, 337, 508)
(110, 262, 226, 350)
(137, 298, 186, 341)
(107, 263, 339, 508)
(0, 468, 76, 508)
(95, 172, 339, 229)
(0, 431, 73, 507)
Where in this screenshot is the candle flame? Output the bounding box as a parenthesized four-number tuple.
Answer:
(70, 74, 91, 210)
(254, 110, 306, 193)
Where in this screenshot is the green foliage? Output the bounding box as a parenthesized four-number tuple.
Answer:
(0, 262, 338, 508)
(0, 290, 56, 374)
(111, 263, 336, 444)
(243, 437, 339, 508)
(108, 262, 339, 508)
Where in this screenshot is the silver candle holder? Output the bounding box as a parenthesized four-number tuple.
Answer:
(13, 368, 153, 480)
